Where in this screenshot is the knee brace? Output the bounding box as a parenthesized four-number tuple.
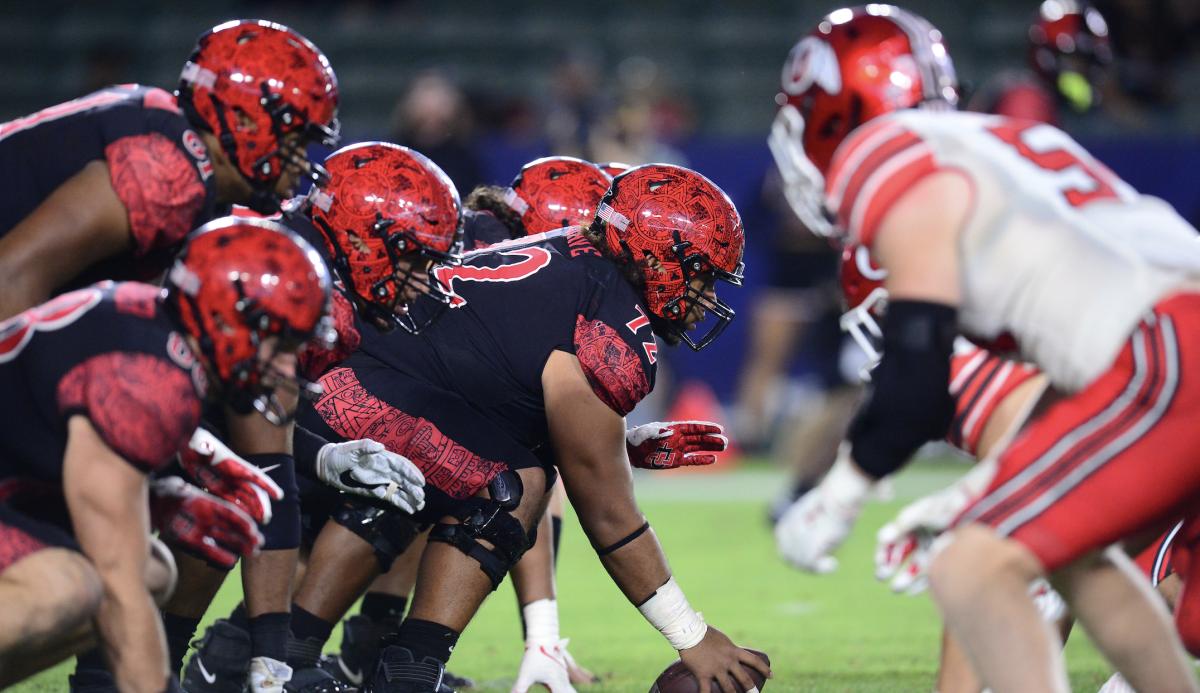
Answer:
(428, 471, 534, 590)
(248, 454, 301, 550)
(331, 500, 423, 572)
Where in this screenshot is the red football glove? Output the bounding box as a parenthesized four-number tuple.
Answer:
(625, 421, 728, 470)
(149, 476, 264, 570)
(178, 428, 284, 525)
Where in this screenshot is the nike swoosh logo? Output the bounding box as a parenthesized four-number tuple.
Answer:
(538, 646, 567, 671)
(197, 658, 217, 685)
(337, 657, 364, 686)
(338, 469, 383, 491)
(260, 464, 281, 473)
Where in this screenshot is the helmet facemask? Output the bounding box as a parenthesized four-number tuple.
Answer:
(653, 233, 744, 351)
(840, 285, 888, 382)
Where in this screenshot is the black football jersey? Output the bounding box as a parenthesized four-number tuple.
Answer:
(352, 227, 658, 449)
(0, 84, 218, 284)
(0, 282, 207, 482)
(461, 209, 514, 249)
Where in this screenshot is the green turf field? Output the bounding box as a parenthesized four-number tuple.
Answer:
(14, 459, 1116, 692)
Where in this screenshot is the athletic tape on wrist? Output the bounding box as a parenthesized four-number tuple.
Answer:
(636, 576, 707, 650)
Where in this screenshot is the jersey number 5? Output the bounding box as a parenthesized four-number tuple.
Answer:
(987, 121, 1120, 208)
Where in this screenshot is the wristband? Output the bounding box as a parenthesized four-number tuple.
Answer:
(636, 577, 707, 650)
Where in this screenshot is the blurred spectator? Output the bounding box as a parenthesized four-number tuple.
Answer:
(543, 46, 611, 159)
(588, 55, 692, 165)
(1094, 0, 1200, 110)
(389, 70, 484, 196)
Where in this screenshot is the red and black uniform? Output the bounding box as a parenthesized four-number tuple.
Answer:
(461, 209, 515, 249)
(300, 228, 658, 518)
(0, 84, 218, 285)
(0, 282, 208, 572)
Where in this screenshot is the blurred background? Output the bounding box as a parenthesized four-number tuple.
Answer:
(2, 0, 1198, 472)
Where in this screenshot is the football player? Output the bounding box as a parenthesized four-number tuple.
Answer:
(180, 141, 463, 693)
(286, 163, 766, 693)
(769, 5, 1200, 691)
(0, 217, 330, 691)
(0, 19, 339, 322)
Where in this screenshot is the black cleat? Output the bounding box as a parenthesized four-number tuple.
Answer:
(284, 666, 358, 692)
(181, 619, 250, 692)
(317, 615, 384, 687)
(370, 646, 445, 693)
(68, 669, 118, 692)
(440, 670, 474, 690)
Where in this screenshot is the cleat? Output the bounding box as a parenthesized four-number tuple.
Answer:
(284, 666, 358, 692)
(370, 645, 445, 693)
(181, 619, 250, 693)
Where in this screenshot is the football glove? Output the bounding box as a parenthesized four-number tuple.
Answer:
(315, 438, 426, 514)
(775, 445, 874, 573)
(626, 421, 728, 470)
(149, 476, 264, 570)
(179, 427, 284, 525)
(874, 459, 997, 594)
(511, 639, 577, 693)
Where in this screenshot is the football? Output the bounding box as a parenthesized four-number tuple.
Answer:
(649, 648, 771, 693)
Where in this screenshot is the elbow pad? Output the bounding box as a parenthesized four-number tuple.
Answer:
(849, 300, 957, 479)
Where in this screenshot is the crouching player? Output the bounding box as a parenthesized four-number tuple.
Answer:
(0, 217, 332, 691)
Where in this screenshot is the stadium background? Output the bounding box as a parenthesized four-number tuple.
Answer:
(3, 1, 1199, 690)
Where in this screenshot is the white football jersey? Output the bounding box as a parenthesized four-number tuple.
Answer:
(825, 110, 1200, 391)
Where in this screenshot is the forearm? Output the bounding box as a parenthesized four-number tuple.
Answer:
(292, 424, 328, 480)
(94, 576, 169, 693)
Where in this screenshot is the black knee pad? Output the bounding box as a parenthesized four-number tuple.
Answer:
(427, 472, 534, 590)
(331, 499, 423, 572)
(248, 454, 301, 550)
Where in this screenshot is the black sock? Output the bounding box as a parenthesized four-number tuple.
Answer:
(162, 613, 202, 676)
(288, 606, 335, 668)
(550, 514, 563, 570)
(249, 612, 291, 661)
(228, 603, 249, 630)
(361, 592, 408, 631)
(73, 647, 109, 676)
(395, 618, 460, 665)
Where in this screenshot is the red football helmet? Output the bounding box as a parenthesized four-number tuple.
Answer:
(1029, 1, 1111, 112)
(598, 161, 632, 178)
(595, 164, 744, 350)
(164, 216, 334, 423)
(307, 142, 463, 333)
(839, 243, 888, 379)
(505, 156, 612, 235)
(769, 5, 958, 237)
(178, 20, 340, 213)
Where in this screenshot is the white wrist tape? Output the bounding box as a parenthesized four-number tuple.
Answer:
(522, 598, 560, 645)
(637, 577, 707, 650)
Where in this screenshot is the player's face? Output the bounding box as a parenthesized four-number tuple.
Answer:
(683, 275, 717, 330)
(391, 255, 435, 315)
(256, 336, 300, 393)
(274, 132, 312, 198)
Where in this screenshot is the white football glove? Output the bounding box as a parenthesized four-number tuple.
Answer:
(775, 445, 874, 574)
(511, 639, 577, 693)
(315, 439, 426, 514)
(874, 459, 997, 594)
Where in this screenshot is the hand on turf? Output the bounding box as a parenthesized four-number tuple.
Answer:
(679, 627, 771, 693)
(626, 421, 728, 469)
(511, 639, 577, 693)
(560, 640, 599, 685)
(774, 451, 873, 574)
(149, 476, 264, 569)
(315, 438, 426, 514)
(875, 462, 995, 594)
(178, 427, 283, 525)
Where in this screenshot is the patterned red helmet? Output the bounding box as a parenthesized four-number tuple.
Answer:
(1029, 1, 1111, 112)
(595, 164, 744, 350)
(769, 5, 958, 237)
(504, 156, 612, 235)
(307, 142, 463, 333)
(839, 243, 888, 378)
(598, 161, 632, 178)
(164, 216, 334, 423)
(178, 20, 340, 213)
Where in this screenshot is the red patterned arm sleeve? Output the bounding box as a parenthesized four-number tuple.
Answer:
(572, 314, 653, 417)
(105, 133, 207, 257)
(56, 353, 202, 472)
